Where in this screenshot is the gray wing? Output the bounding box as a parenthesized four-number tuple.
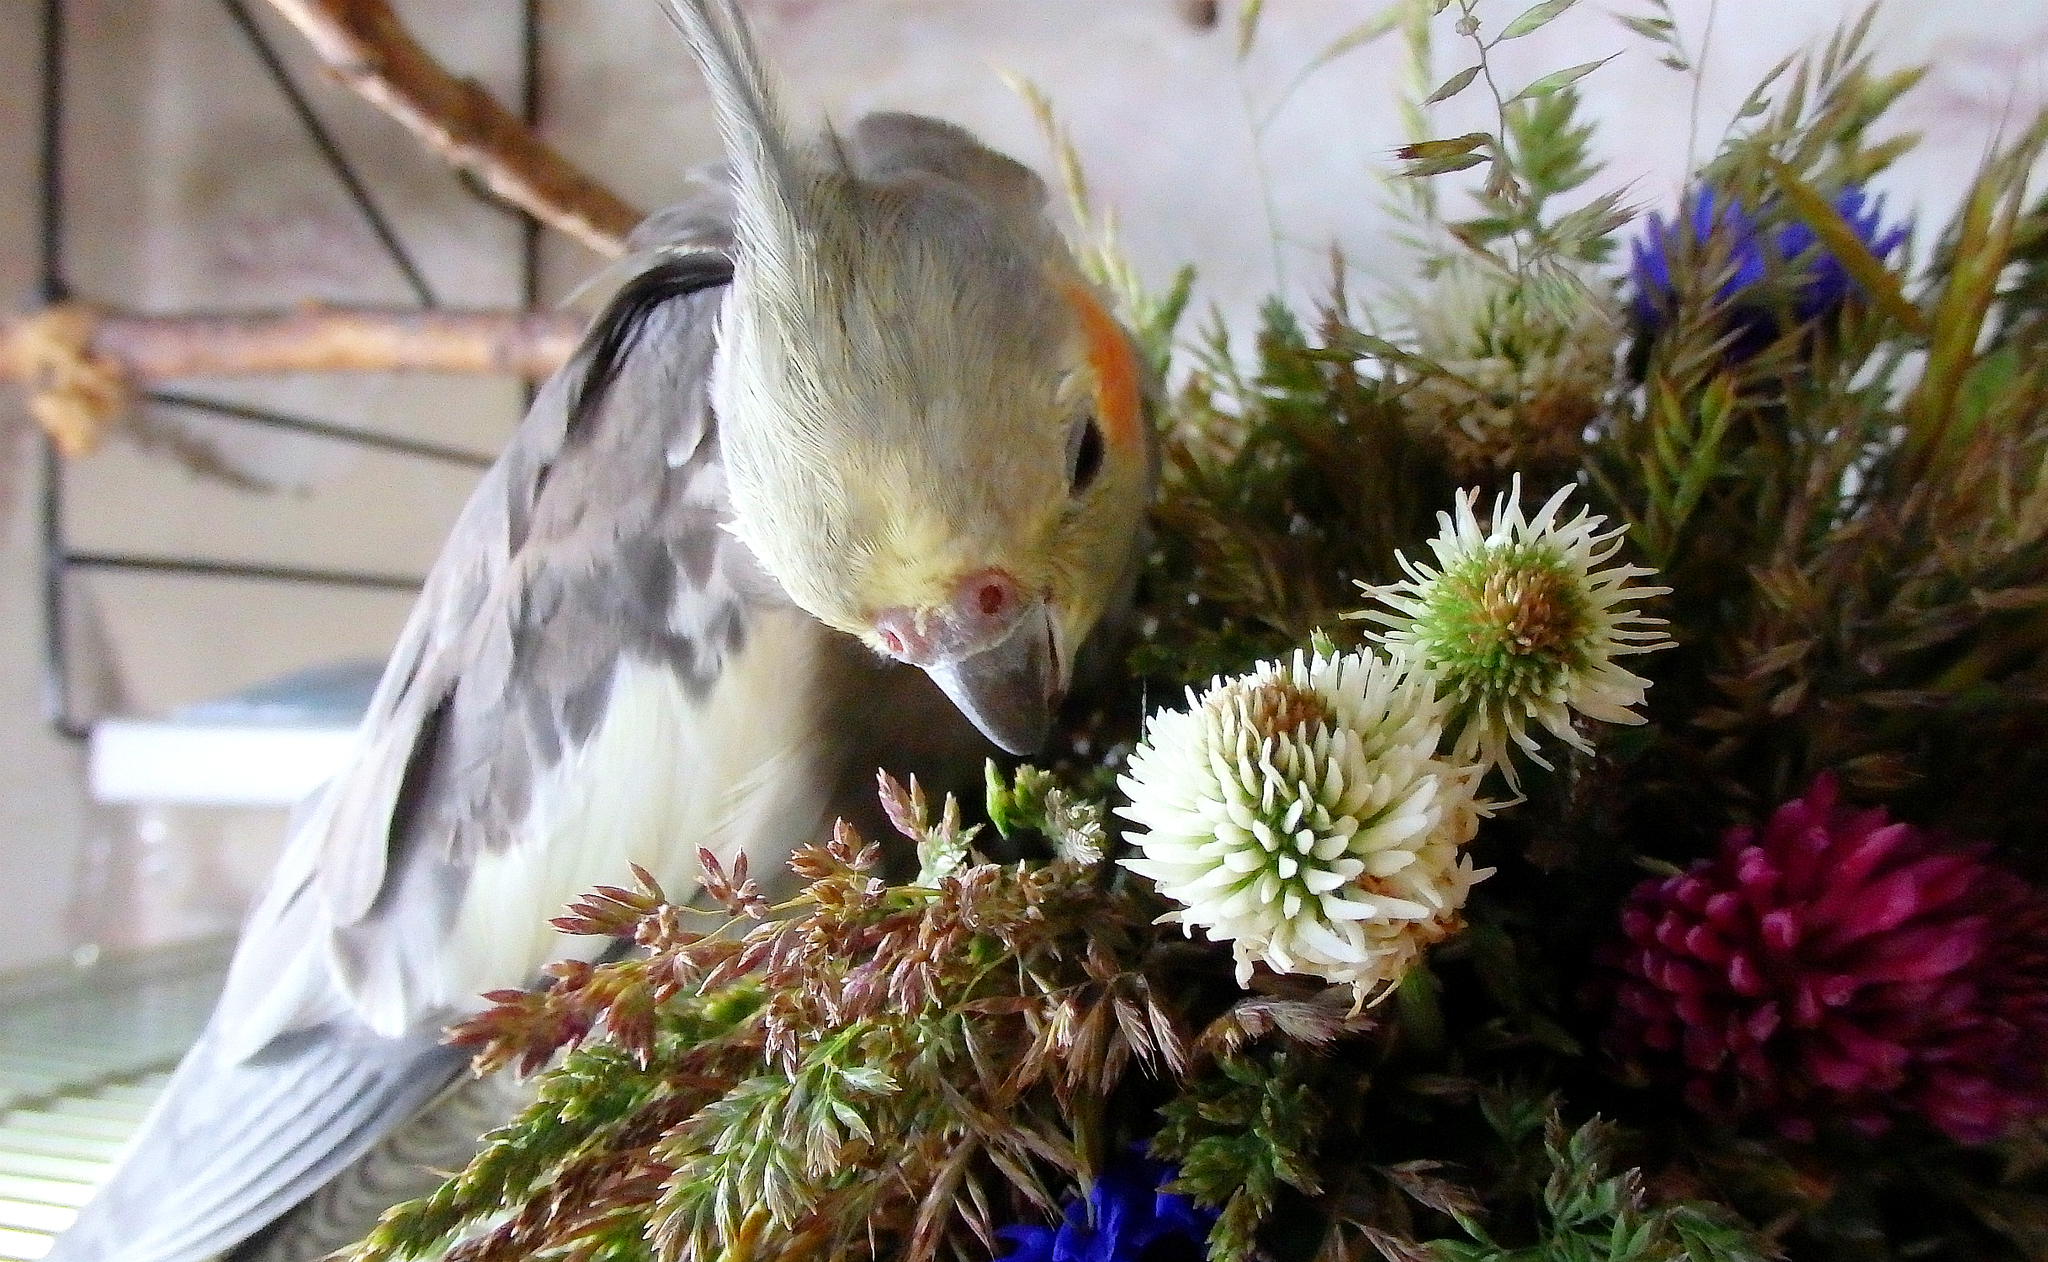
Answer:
(49, 1023, 468, 1262)
(230, 1070, 536, 1262)
(47, 246, 753, 1262)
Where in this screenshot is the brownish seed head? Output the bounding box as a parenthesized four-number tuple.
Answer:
(1474, 565, 1576, 657)
(1230, 678, 1330, 742)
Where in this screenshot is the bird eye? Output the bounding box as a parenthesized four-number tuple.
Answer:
(1066, 415, 1105, 494)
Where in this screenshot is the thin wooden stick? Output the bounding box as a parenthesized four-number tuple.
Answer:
(2, 305, 584, 384)
(263, 0, 642, 257)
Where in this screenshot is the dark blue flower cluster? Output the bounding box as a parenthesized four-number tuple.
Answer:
(997, 1153, 1213, 1262)
(1629, 184, 1909, 357)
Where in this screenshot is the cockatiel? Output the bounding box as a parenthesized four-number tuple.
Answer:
(47, 3, 1155, 1260)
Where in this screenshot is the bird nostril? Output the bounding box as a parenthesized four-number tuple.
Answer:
(976, 581, 1008, 618)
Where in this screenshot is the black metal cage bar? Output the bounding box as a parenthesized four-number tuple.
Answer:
(31, 0, 545, 739)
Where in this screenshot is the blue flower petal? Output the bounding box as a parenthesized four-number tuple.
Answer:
(999, 1224, 1059, 1262)
(994, 1152, 1216, 1262)
(1628, 181, 1911, 360)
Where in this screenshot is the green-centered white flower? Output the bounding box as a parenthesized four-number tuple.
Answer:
(1358, 478, 1672, 785)
(1116, 649, 1490, 1002)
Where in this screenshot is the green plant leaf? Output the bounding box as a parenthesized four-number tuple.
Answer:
(1766, 158, 1926, 335)
(1499, 0, 1580, 41)
(1236, 0, 1266, 59)
(1426, 64, 1483, 104)
(1402, 151, 1490, 177)
(1508, 56, 1615, 103)
(1397, 132, 1491, 160)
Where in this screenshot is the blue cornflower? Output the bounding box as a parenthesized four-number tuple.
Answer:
(1629, 184, 1909, 356)
(996, 1153, 1214, 1262)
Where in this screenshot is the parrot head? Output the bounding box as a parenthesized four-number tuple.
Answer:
(666, 0, 1155, 754)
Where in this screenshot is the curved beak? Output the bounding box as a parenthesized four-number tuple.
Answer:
(923, 599, 1058, 754)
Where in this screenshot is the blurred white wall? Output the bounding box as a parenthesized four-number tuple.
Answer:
(0, 0, 2042, 976)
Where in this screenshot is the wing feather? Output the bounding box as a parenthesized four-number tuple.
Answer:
(50, 244, 748, 1262)
(48, 1022, 465, 1262)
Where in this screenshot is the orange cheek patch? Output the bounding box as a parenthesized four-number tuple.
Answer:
(1060, 282, 1144, 455)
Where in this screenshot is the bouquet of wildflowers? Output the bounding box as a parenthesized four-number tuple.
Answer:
(355, 4, 2048, 1260)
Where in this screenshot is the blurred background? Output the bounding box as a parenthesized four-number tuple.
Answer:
(0, 0, 2041, 993)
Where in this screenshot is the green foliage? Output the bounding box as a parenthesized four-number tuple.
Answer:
(1374, 1115, 1776, 1262)
(1131, 295, 1454, 686)
(1615, 0, 1692, 74)
(1154, 1050, 1330, 1262)
(1427, 88, 1626, 274)
(1126, 5, 2048, 1257)
(1573, 12, 2048, 839)
(983, 761, 1109, 865)
(1393, 0, 1630, 280)
(354, 770, 1207, 1262)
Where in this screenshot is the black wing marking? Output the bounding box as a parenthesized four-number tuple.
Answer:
(567, 251, 736, 458)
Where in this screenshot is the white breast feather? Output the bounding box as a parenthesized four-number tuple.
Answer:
(440, 606, 833, 1009)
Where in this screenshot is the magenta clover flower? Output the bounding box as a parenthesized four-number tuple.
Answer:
(1602, 774, 2048, 1145)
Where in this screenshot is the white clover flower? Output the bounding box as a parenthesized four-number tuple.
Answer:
(1401, 260, 1621, 481)
(1359, 477, 1672, 786)
(1116, 649, 1491, 1003)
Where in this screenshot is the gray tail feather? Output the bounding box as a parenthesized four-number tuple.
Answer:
(228, 1070, 534, 1262)
(44, 1021, 467, 1262)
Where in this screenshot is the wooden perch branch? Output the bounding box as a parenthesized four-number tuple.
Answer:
(263, 0, 643, 257)
(3, 305, 584, 384)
